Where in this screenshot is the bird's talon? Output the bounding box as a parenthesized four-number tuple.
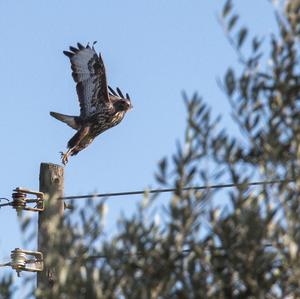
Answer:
(60, 151, 69, 165)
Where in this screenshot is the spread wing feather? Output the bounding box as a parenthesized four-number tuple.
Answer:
(63, 43, 110, 118)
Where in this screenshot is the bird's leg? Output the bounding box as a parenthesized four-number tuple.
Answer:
(60, 126, 91, 165)
(60, 148, 72, 165)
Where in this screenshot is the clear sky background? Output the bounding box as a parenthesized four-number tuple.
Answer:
(0, 0, 275, 296)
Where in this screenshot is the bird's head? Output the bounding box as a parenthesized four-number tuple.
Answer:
(114, 98, 133, 112)
(109, 86, 133, 112)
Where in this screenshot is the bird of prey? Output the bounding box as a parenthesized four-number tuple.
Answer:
(50, 42, 132, 165)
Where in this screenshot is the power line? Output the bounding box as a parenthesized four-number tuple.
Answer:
(72, 243, 274, 261)
(0, 198, 10, 208)
(60, 178, 295, 200)
(81, 249, 192, 261)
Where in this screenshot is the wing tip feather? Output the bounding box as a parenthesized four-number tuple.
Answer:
(64, 42, 98, 58)
(116, 87, 124, 98)
(77, 42, 84, 50)
(63, 50, 73, 58)
(108, 85, 117, 96)
(69, 46, 79, 53)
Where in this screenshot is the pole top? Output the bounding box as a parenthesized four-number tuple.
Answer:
(40, 162, 63, 168)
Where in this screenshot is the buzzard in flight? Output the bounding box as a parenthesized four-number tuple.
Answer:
(50, 42, 132, 165)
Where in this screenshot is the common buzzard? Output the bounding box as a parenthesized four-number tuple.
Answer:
(50, 42, 132, 165)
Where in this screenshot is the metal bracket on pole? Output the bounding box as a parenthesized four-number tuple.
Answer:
(11, 187, 44, 212)
(0, 248, 43, 277)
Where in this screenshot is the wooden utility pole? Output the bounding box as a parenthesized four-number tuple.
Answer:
(37, 163, 64, 294)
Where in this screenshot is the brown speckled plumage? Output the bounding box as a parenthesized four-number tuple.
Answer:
(50, 43, 132, 165)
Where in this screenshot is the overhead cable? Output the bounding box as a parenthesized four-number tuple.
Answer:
(60, 178, 295, 200)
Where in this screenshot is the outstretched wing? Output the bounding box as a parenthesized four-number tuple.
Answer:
(63, 43, 110, 118)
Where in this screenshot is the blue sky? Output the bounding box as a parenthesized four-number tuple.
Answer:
(0, 0, 275, 295)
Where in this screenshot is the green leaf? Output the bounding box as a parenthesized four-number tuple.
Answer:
(186, 166, 197, 184)
(21, 217, 31, 232)
(228, 14, 239, 32)
(225, 68, 236, 96)
(159, 158, 167, 174)
(222, 0, 233, 18)
(252, 36, 262, 52)
(251, 114, 260, 129)
(237, 27, 248, 48)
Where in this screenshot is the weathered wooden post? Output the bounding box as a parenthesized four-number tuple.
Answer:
(37, 163, 64, 296)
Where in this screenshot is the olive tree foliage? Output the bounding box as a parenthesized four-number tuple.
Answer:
(0, 275, 14, 299)
(2, 0, 300, 298)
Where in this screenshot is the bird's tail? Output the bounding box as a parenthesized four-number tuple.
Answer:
(50, 112, 80, 130)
